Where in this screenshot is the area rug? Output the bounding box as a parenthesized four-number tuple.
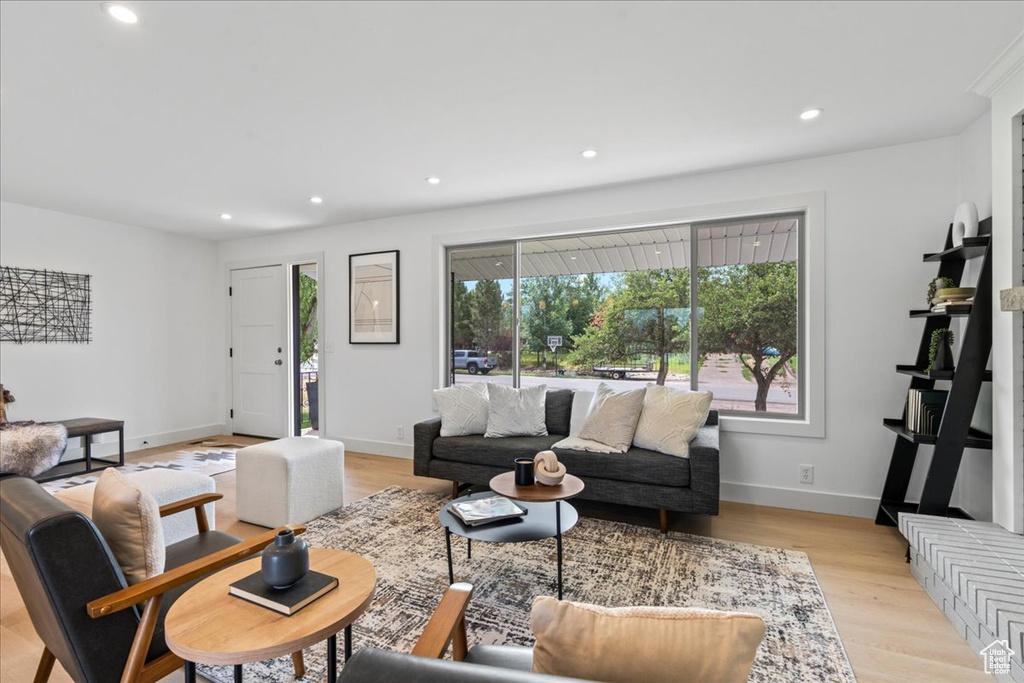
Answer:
(41, 448, 236, 493)
(201, 486, 856, 683)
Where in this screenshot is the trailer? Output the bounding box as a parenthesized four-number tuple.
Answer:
(591, 362, 653, 380)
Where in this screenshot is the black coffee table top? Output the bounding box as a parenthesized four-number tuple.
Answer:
(439, 491, 579, 543)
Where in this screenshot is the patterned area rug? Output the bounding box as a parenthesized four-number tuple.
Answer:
(41, 448, 236, 493)
(202, 486, 856, 683)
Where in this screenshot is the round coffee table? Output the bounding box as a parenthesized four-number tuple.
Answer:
(165, 548, 376, 683)
(439, 473, 584, 600)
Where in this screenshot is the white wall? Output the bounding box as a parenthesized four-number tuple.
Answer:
(218, 135, 965, 518)
(952, 111, 994, 522)
(0, 202, 224, 457)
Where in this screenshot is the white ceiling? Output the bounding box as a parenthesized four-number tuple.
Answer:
(1, 1, 1021, 241)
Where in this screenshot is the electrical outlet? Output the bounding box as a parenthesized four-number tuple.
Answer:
(396, 425, 405, 440)
(798, 464, 814, 485)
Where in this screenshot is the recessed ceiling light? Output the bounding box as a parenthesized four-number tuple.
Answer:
(570, 256, 577, 260)
(220, 213, 232, 220)
(426, 177, 441, 185)
(581, 149, 598, 159)
(753, 241, 762, 247)
(655, 250, 662, 255)
(102, 3, 139, 24)
(799, 108, 822, 121)
(309, 196, 323, 204)
(495, 261, 503, 266)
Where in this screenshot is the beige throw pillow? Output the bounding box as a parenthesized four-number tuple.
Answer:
(577, 383, 645, 452)
(434, 383, 490, 436)
(531, 597, 765, 683)
(485, 383, 548, 438)
(633, 384, 714, 458)
(92, 468, 165, 584)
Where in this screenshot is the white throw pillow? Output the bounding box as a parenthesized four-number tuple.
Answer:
(433, 383, 489, 437)
(485, 383, 548, 438)
(633, 384, 713, 458)
(577, 383, 646, 452)
(531, 597, 765, 683)
(92, 468, 165, 584)
(551, 390, 621, 453)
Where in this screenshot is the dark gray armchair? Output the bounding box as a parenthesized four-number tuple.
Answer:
(0, 476, 302, 683)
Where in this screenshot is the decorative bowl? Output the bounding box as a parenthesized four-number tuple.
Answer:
(936, 287, 975, 302)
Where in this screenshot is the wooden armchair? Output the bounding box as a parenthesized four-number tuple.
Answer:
(0, 476, 305, 683)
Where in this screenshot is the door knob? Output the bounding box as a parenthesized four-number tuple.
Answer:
(275, 359, 284, 366)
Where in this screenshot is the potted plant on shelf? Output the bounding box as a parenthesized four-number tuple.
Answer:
(929, 328, 955, 372)
(927, 276, 956, 307)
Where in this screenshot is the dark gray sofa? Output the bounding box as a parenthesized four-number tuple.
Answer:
(414, 389, 720, 530)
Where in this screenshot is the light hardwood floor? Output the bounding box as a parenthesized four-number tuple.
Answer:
(1, 438, 989, 683)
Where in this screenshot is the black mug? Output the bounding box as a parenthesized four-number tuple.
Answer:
(514, 457, 535, 486)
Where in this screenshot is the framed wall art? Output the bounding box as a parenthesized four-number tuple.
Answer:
(349, 250, 399, 344)
(0, 266, 92, 343)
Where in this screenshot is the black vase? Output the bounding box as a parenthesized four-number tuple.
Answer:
(261, 529, 310, 589)
(932, 336, 955, 371)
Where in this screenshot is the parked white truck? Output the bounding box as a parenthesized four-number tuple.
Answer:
(453, 349, 498, 375)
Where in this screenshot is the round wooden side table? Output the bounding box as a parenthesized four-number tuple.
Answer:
(165, 547, 375, 683)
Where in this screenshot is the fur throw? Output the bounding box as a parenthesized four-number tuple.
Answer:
(0, 421, 67, 476)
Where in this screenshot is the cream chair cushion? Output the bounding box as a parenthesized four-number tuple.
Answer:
(531, 597, 765, 683)
(92, 468, 165, 584)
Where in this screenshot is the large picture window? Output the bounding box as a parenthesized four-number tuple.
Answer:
(447, 213, 802, 418)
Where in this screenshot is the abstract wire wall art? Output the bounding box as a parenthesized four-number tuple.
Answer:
(0, 266, 92, 343)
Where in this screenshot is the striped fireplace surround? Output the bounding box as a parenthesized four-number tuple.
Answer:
(900, 514, 1024, 682)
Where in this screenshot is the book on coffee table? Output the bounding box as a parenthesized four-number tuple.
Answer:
(450, 495, 527, 526)
(229, 570, 338, 616)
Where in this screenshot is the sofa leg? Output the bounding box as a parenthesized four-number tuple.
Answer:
(452, 481, 459, 499)
(659, 509, 668, 534)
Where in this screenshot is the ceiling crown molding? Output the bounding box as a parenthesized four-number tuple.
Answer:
(969, 31, 1024, 97)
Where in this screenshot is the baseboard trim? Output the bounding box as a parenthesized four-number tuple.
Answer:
(720, 481, 878, 518)
(330, 436, 413, 460)
(59, 423, 228, 462)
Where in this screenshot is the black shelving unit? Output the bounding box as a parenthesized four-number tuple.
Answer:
(876, 218, 993, 527)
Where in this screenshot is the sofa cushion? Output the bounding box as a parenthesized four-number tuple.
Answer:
(486, 384, 548, 438)
(544, 390, 573, 436)
(633, 385, 713, 458)
(434, 383, 490, 437)
(432, 435, 690, 487)
(578, 383, 646, 452)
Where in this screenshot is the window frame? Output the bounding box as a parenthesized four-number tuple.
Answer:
(435, 192, 825, 438)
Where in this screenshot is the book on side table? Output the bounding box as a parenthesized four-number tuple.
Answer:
(229, 570, 338, 616)
(451, 494, 528, 526)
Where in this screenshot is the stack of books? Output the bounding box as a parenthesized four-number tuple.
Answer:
(450, 495, 527, 526)
(229, 570, 338, 616)
(906, 388, 948, 436)
(931, 299, 973, 314)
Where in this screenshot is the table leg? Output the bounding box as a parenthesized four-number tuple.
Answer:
(327, 634, 338, 683)
(345, 624, 353, 660)
(233, 664, 243, 682)
(445, 527, 454, 584)
(556, 500, 563, 600)
(118, 427, 125, 466)
(84, 435, 92, 472)
(467, 537, 471, 560)
(184, 661, 196, 683)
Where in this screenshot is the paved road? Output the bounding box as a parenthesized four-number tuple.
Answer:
(455, 360, 796, 406)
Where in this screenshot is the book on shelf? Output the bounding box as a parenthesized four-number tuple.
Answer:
(229, 570, 338, 616)
(450, 495, 527, 526)
(905, 388, 948, 436)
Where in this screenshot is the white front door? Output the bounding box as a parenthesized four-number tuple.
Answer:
(231, 266, 288, 438)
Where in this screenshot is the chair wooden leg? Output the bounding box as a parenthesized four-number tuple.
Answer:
(120, 595, 162, 683)
(452, 481, 460, 499)
(291, 651, 305, 678)
(659, 509, 668, 534)
(452, 616, 468, 662)
(34, 648, 55, 683)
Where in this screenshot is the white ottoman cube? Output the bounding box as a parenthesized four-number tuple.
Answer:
(54, 469, 217, 545)
(236, 437, 345, 527)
